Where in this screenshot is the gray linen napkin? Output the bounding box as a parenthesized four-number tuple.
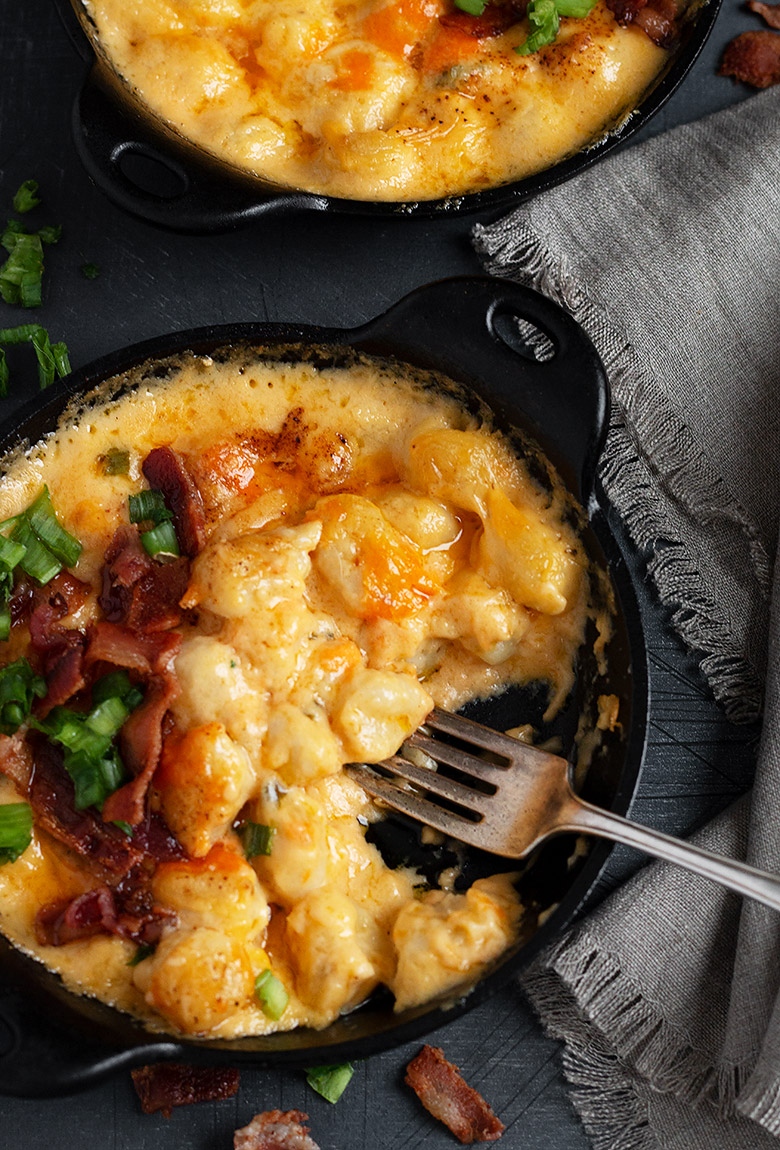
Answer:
(473, 87, 780, 1148)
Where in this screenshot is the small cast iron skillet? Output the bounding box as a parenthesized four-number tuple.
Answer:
(55, 0, 720, 231)
(0, 277, 647, 1096)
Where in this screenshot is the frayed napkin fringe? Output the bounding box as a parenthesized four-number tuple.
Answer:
(737, 1072, 780, 1134)
(522, 933, 761, 1141)
(473, 219, 767, 722)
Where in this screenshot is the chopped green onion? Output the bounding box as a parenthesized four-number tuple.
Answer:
(99, 448, 130, 476)
(254, 969, 289, 1020)
(305, 1063, 355, 1104)
(0, 803, 33, 864)
(0, 535, 26, 572)
(10, 517, 62, 585)
(25, 486, 82, 567)
(0, 605, 10, 644)
(92, 670, 142, 708)
(241, 822, 275, 859)
(1, 221, 27, 254)
(112, 820, 133, 838)
(128, 489, 173, 526)
(453, 0, 487, 12)
(81, 262, 100, 280)
(12, 181, 40, 214)
(127, 943, 155, 966)
(0, 325, 71, 394)
(516, 0, 595, 52)
(141, 521, 180, 558)
(0, 658, 47, 735)
(33, 679, 142, 811)
(0, 232, 44, 307)
(37, 225, 62, 246)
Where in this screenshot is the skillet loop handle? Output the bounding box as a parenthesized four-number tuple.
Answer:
(353, 276, 609, 503)
(0, 989, 181, 1098)
(72, 70, 327, 233)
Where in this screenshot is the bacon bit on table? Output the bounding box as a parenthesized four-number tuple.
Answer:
(131, 1063, 240, 1117)
(405, 1045, 505, 1144)
(234, 1110, 322, 1150)
(748, 0, 780, 28)
(142, 446, 206, 558)
(719, 29, 780, 86)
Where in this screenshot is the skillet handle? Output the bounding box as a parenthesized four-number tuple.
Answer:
(0, 989, 181, 1098)
(72, 70, 328, 233)
(351, 276, 609, 503)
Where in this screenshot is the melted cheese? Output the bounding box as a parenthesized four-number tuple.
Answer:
(0, 351, 604, 1036)
(83, 0, 667, 199)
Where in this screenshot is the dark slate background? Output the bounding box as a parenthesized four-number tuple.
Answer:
(0, 2, 762, 1145)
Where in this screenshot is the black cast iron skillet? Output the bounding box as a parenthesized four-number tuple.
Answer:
(0, 277, 647, 1096)
(54, 0, 720, 231)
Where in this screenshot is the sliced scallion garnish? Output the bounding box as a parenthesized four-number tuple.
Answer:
(0, 658, 47, 735)
(140, 521, 180, 558)
(241, 821, 276, 859)
(0, 802, 33, 864)
(99, 448, 130, 476)
(128, 489, 173, 526)
(26, 486, 82, 567)
(10, 517, 62, 585)
(305, 1063, 355, 1104)
(254, 969, 289, 1020)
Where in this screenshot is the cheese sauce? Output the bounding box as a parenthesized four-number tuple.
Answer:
(82, 0, 667, 199)
(0, 350, 606, 1036)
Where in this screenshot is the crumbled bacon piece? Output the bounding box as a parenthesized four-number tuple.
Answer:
(234, 1111, 321, 1150)
(748, 0, 780, 28)
(720, 29, 780, 85)
(405, 1046, 505, 1144)
(100, 526, 189, 632)
(606, 0, 680, 45)
(440, 0, 527, 37)
(142, 447, 206, 558)
(0, 733, 34, 793)
(131, 1063, 240, 1117)
(35, 881, 174, 947)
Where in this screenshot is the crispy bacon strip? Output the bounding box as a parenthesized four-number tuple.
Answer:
(234, 1111, 321, 1150)
(142, 447, 206, 558)
(27, 735, 143, 878)
(748, 0, 780, 28)
(405, 1046, 505, 1144)
(132, 1063, 240, 1118)
(720, 29, 780, 85)
(90, 625, 181, 826)
(100, 526, 189, 633)
(27, 573, 92, 716)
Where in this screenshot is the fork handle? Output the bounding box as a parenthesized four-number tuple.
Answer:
(557, 792, 780, 912)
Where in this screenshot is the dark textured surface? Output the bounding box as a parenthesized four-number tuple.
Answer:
(0, 2, 762, 1145)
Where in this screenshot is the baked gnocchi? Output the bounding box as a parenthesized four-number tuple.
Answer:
(0, 349, 606, 1036)
(80, 0, 675, 199)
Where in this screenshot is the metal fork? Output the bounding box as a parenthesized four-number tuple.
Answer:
(346, 708, 780, 912)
